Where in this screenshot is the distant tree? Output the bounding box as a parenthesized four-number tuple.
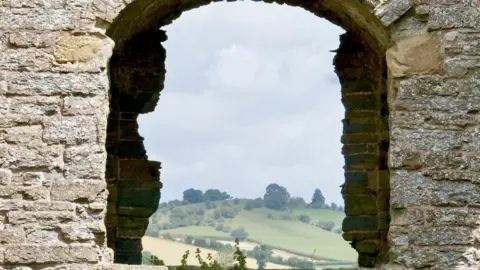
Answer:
(263, 183, 290, 211)
(298, 214, 311, 223)
(183, 188, 204, 204)
(184, 235, 194, 244)
(317, 221, 335, 231)
(288, 197, 307, 209)
(204, 189, 231, 202)
(215, 223, 224, 231)
(233, 198, 240, 205)
(311, 188, 325, 209)
(338, 205, 345, 212)
(334, 227, 343, 234)
(252, 245, 273, 270)
(230, 227, 249, 241)
(331, 202, 338, 211)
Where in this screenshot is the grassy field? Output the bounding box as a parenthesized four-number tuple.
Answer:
(150, 202, 357, 264)
(142, 236, 293, 269)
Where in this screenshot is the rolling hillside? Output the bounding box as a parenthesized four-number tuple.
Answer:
(143, 199, 357, 268)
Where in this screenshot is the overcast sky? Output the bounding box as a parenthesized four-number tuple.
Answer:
(138, 1, 346, 205)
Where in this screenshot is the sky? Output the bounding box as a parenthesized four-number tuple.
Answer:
(137, 1, 346, 205)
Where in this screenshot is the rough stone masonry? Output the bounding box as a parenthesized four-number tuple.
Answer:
(1, 0, 480, 269)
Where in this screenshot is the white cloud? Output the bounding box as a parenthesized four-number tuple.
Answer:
(139, 1, 346, 205)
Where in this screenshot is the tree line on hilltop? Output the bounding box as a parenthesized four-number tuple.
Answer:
(159, 183, 344, 212)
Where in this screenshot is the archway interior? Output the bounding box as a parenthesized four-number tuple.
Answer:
(105, 0, 390, 267)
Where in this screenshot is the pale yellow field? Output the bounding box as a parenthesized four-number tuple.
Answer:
(216, 240, 326, 263)
(142, 236, 293, 269)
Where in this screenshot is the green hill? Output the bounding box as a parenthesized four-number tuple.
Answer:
(145, 199, 357, 268)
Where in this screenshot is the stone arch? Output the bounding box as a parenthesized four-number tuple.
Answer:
(102, 0, 403, 267)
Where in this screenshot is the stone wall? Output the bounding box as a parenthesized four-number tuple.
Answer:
(2, 0, 480, 269)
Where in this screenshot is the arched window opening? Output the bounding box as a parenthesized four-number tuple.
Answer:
(105, 0, 390, 268)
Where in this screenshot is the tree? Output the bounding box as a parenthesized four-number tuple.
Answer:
(288, 197, 307, 209)
(183, 188, 204, 204)
(298, 214, 311, 223)
(331, 202, 338, 211)
(230, 227, 249, 241)
(252, 245, 273, 270)
(310, 188, 325, 209)
(204, 189, 231, 202)
(317, 221, 335, 231)
(263, 183, 290, 211)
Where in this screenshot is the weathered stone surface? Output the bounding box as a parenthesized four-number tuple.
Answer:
(386, 33, 443, 77)
(54, 33, 104, 63)
(51, 180, 106, 202)
(2, 0, 480, 269)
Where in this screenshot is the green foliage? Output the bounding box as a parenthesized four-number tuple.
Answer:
(214, 206, 239, 219)
(233, 239, 247, 270)
(316, 220, 335, 231)
(263, 183, 290, 211)
(244, 198, 264, 211)
(184, 235, 194, 244)
(310, 188, 325, 209)
(298, 214, 311, 223)
(163, 232, 173, 240)
(252, 245, 273, 270)
(204, 189, 231, 202)
(288, 197, 307, 209)
(230, 227, 249, 241)
(183, 188, 205, 204)
(215, 223, 224, 231)
(194, 238, 208, 248)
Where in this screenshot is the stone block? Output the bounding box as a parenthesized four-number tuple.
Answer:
(117, 187, 160, 208)
(0, 143, 65, 170)
(344, 195, 377, 215)
(8, 96, 61, 116)
(343, 216, 377, 231)
(0, 169, 12, 185)
(8, 31, 57, 48)
(51, 179, 106, 202)
(69, 245, 101, 263)
(118, 206, 157, 218)
(386, 33, 443, 77)
(344, 154, 379, 170)
(342, 94, 378, 111)
(25, 227, 61, 244)
(390, 208, 424, 226)
(0, 228, 26, 244)
(4, 245, 69, 264)
(64, 145, 106, 179)
(62, 96, 106, 116)
(7, 211, 76, 226)
(42, 116, 98, 145)
(5, 125, 43, 145)
(54, 33, 104, 63)
(6, 72, 109, 95)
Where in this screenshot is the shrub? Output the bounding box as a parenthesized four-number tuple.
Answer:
(215, 223, 224, 231)
(184, 235, 194, 244)
(317, 220, 335, 231)
(222, 226, 232, 233)
(265, 213, 276, 220)
(230, 227, 248, 241)
(298, 214, 311, 223)
(194, 238, 208, 248)
(214, 206, 239, 219)
(279, 213, 294, 220)
(163, 233, 173, 240)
